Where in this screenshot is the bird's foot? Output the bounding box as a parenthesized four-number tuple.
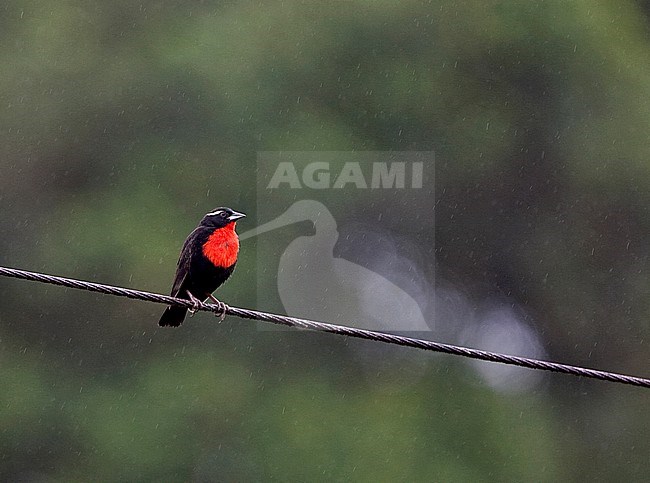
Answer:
(207, 293, 230, 322)
(186, 291, 202, 316)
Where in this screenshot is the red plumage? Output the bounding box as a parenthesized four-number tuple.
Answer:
(202, 222, 240, 268)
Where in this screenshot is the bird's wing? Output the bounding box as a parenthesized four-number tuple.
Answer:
(169, 226, 202, 298)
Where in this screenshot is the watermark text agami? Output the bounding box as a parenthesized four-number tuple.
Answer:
(267, 161, 424, 189)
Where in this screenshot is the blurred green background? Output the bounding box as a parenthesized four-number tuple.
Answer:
(1, 0, 650, 480)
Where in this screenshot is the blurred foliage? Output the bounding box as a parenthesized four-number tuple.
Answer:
(1, 0, 650, 480)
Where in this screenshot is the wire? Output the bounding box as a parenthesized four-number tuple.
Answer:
(1, 265, 648, 389)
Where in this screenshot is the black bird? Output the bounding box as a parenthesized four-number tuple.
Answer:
(159, 207, 245, 327)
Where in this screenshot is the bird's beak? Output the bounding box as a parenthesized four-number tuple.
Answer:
(227, 210, 246, 221)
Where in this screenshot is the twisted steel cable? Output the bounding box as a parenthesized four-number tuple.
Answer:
(1, 265, 648, 388)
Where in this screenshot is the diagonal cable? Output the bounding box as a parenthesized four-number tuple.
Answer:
(0, 265, 648, 389)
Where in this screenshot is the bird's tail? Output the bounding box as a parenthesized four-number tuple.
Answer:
(159, 305, 188, 327)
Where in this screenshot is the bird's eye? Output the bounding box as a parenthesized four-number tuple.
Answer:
(220, 212, 227, 217)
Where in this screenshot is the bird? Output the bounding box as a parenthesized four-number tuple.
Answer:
(159, 207, 245, 327)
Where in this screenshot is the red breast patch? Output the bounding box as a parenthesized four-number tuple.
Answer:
(202, 223, 240, 268)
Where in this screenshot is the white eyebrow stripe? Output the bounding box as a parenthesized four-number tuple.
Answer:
(206, 210, 224, 216)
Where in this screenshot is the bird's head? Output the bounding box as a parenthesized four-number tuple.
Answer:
(200, 207, 246, 229)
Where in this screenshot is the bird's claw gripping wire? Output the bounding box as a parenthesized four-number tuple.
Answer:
(207, 293, 230, 322)
(184, 291, 229, 321)
(186, 291, 202, 316)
